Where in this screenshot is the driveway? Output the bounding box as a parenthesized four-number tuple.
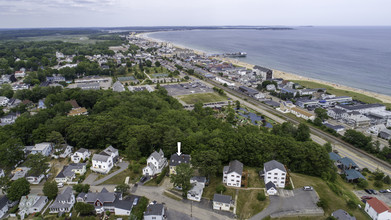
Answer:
(90, 162, 129, 186)
(250, 189, 323, 220)
(83, 173, 98, 185)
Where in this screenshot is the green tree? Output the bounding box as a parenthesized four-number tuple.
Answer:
(74, 202, 95, 215)
(295, 123, 310, 141)
(216, 184, 226, 194)
(324, 143, 333, 153)
(24, 154, 49, 179)
(7, 178, 30, 201)
(314, 108, 329, 120)
(43, 181, 58, 200)
(383, 175, 391, 184)
(154, 61, 161, 67)
(170, 163, 193, 197)
(46, 131, 65, 148)
(0, 84, 14, 98)
(0, 176, 10, 194)
(73, 184, 90, 194)
(192, 150, 221, 178)
(235, 100, 241, 110)
(357, 179, 369, 189)
(115, 183, 130, 195)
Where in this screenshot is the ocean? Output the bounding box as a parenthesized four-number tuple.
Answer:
(147, 27, 391, 96)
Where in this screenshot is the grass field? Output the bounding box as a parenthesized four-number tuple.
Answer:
(292, 80, 391, 109)
(246, 167, 265, 188)
(290, 173, 370, 220)
(18, 34, 101, 44)
(237, 189, 269, 219)
(202, 175, 236, 200)
(101, 162, 143, 185)
(178, 92, 228, 104)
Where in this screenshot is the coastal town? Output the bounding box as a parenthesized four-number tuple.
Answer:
(0, 30, 391, 220)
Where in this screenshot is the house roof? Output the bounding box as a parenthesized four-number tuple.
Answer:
(85, 188, 116, 203)
(112, 197, 134, 211)
(226, 160, 243, 175)
(67, 100, 80, 109)
(56, 163, 85, 178)
(338, 103, 384, 111)
(144, 203, 164, 216)
(50, 187, 73, 209)
(0, 196, 8, 209)
(170, 154, 191, 166)
(104, 145, 118, 155)
(340, 157, 358, 168)
(254, 65, 272, 73)
(190, 176, 207, 184)
(367, 197, 391, 214)
(32, 142, 52, 151)
(92, 154, 111, 162)
(329, 152, 342, 161)
(77, 148, 88, 153)
(344, 169, 365, 180)
(213, 194, 232, 204)
(150, 150, 164, 161)
(266, 181, 277, 190)
(332, 209, 356, 220)
(112, 81, 125, 92)
(264, 160, 286, 173)
(68, 107, 88, 116)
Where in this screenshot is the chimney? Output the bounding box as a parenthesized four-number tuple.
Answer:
(177, 142, 181, 156)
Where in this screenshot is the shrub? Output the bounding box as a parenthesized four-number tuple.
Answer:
(215, 184, 226, 194)
(374, 180, 383, 188)
(155, 166, 168, 184)
(347, 200, 357, 210)
(327, 182, 342, 196)
(257, 191, 266, 201)
(317, 198, 328, 209)
(9, 205, 18, 214)
(106, 211, 110, 216)
(284, 184, 293, 190)
(133, 163, 140, 174)
(383, 175, 391, 184)
(357, 179, 369, 189)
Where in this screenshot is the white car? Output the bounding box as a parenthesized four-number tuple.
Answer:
(303, 186, 313, 191)
(57, 182, 64, 188)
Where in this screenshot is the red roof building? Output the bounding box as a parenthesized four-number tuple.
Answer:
(365, 197, 391, 220)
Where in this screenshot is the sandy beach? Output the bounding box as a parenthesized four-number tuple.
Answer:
(140, 33, 391, 105)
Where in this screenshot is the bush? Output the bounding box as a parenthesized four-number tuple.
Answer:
(284, 184, 293, 190)
(133, 163, 140, 174)
(374, 180, 383, 188)
(138, 157, 147, 165)
(383, 175, 391, 184)
(347, 200, 357, 210)
(357, 179, 369, 189)
(327, 182, 342, 196)
(257, 191, 266, 201)
(155, 166, 168, 184)
(215, 184, 226, 194)
(106, 211, 110, 216)
(317, 198, 328, 209)
(9, 205, 18, 214)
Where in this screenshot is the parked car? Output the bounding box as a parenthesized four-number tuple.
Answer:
(140, 176, 147, 183)
(380, 190, 388, 193)
(133, 197, 139, 206)
(361, 196, 373, 200)
(57, 182, 64, 188)
(370, 189, 377, 195)
(364, 189, 372, 194)
(303, 186, 313, 191)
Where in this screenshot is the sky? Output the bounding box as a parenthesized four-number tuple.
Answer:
(0, 0, 390, 28)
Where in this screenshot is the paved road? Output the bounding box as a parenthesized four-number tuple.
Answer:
(83, 173, 98, 185)
(250, 189, 323, 220)
(133, 179, 232, 220)
(91, 162, 129, 186)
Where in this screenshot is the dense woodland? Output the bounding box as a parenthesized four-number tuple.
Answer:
(0, 86, 335, 179)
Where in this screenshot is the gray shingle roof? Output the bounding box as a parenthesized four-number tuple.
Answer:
(190, 176, 206, 183)
(329, 152, 342, 161)
(50, 187, 74, 209)
(266, 181, 276, 190)
(264, 160, 286, 173)
(92, 154, 110, 162)
(227, 160, 243, 175)
(0, 195, 8, 209)
(338, 103, 384, 111)
(213, 194, 232, 204)
(344, 169, 365, 180)
(340, 157, 358, 168)
(332, 209, 356, 220)
(77, 148, 88, 153)
(170, 154, 190, 166)
(144, 203, 164, 216)
(85, 188, 115, 203)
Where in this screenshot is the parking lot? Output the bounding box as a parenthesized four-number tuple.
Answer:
(250, 188, 323, 220)
(162, 82, 213, 96)
(354, 190, 391, 206)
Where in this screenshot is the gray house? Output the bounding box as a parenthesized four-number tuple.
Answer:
(49, 187, 75, 213)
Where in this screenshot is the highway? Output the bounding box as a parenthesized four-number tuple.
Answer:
(196, 75, 391, 176)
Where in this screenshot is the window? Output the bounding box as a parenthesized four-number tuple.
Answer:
(268, 172, 271, 175)
(237, 176, 240, 178)
(274, 177, 277, 179)
(152, 217, 156, 220)
(268, 177, 271, 179)
(281, 177, 285, 180)
(274, 173, 278, 175)
(231, 175, 234, 177)
(281, 181, 284, 184)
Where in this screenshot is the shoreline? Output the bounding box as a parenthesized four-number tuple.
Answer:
(139, 32, 391, 105)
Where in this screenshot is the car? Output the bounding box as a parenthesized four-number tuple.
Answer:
(370, 189, 377, 195)
(140, 176, 147, 183)
(133, 197, 139, 206)
(364, 189, 372, 194)
(57, 182, 64, 188)
(380, 190, 388, 193)
(303, 186, 313, 191)
(361, 196, 373, 200)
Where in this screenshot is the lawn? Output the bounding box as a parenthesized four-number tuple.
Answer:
(100, 161, 143, 185)
(202, 175, 235, 200)
(178, 92, 228, 104)
(292, 80, 391, 109)
(290, 173, 370, 220)
(246, 167, 265, 188)
(18, 35, 100, 44)
(236, 189, 269, 219)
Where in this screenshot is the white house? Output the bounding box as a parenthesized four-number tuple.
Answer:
(18, 195, 48, 217)
(142, 149, 167, 177)
(15, 70, 26, 78)
(223, 160, 243, 188)
(0, 96, 9, 106)
(187, 177, 206, 202)
(367, 124, 387, 136)
(143, 202, 165, 220)
(49, 187, 75, 213)
(265, 181, 278, 196)
(91, 146, 118, 174)
(71, 148, 91, 163)
(53, 145, 73, 159)
(365, 197, 391, 220)
(55, 163, 86, 183)
(0, 196, 9, 219)
(213, 194, 232, 211)
(30, 142, 54, 157)
(26, 173, 45, 184)
(263, 160, 287, 188)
